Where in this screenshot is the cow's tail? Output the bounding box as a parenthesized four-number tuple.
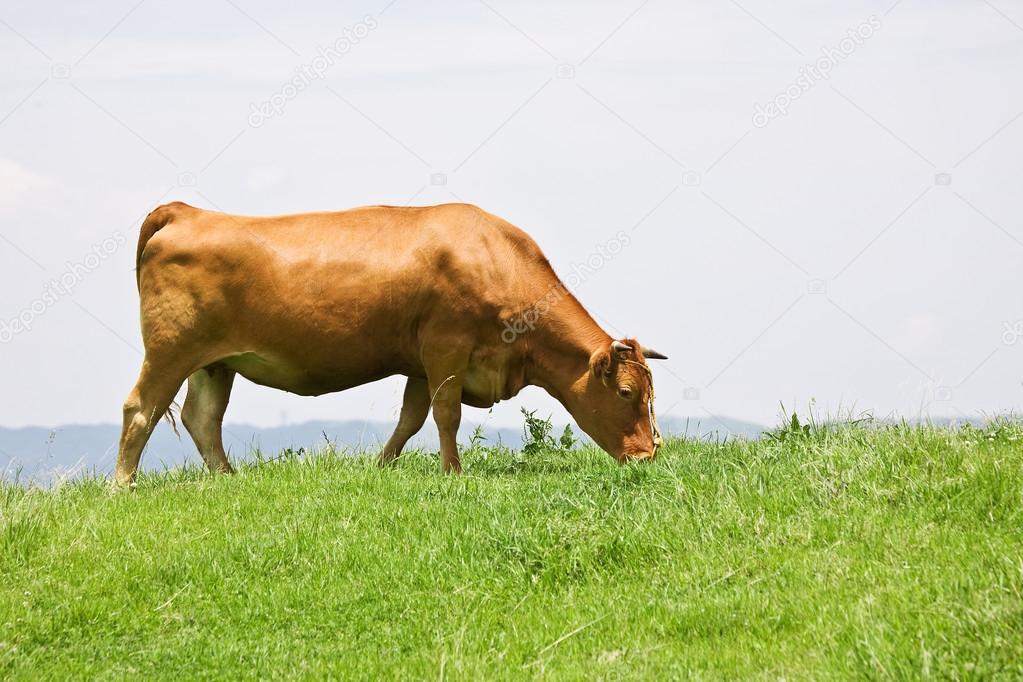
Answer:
(135, 202, 186, 435)
(164, 403, 181, 439)
(135, 202, 184, 290)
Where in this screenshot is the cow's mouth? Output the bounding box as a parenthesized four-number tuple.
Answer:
(620, 450, 656, 463)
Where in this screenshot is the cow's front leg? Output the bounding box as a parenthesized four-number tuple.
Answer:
(429, 373, 463, 474)
(379, 376, 430, 465)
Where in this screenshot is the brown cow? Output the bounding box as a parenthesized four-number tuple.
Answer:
(115, 201, 667, 486)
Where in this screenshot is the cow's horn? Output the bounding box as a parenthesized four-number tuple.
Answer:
(611, 340, 633, 354)
(642, 347, 668, 360)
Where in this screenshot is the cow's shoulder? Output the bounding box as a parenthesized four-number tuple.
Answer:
(422, 202, 490, 227)
(429, 204, 542, 250)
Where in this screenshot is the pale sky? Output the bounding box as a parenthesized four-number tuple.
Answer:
(1, 0, 1022, 432)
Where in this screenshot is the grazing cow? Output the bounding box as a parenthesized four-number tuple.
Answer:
(116, 201, 667, 485)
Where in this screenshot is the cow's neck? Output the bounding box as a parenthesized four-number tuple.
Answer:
(524, 311, 608, 409)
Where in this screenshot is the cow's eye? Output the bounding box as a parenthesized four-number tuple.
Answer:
(618, 386, 633, 400)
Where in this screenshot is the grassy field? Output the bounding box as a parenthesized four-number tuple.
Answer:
(1, 419, 1021, 679)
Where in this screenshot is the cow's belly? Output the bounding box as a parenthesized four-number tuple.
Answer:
(219, 351, 394, 396)
(211, 290, 423, 395)
(220, 350, 518, 408)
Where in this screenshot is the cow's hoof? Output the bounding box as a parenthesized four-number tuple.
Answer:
(111, 477, 136, 492)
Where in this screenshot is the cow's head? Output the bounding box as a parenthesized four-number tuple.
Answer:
(571, 338, 667, 462)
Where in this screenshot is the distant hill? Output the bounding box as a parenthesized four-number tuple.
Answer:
(1, 414, 768, 486)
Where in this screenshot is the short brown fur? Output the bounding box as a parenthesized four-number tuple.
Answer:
(115, 202, 665, 485)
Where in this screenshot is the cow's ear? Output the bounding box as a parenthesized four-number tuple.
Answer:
(590, 348, 615, 382)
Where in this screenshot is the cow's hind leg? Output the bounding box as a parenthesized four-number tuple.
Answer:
(181, 364, 236, 474)
(379, 376, 430, 465)
(115, 356, 192, 487)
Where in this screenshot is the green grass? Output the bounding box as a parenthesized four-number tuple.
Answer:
(2, 421, 1022, 679)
